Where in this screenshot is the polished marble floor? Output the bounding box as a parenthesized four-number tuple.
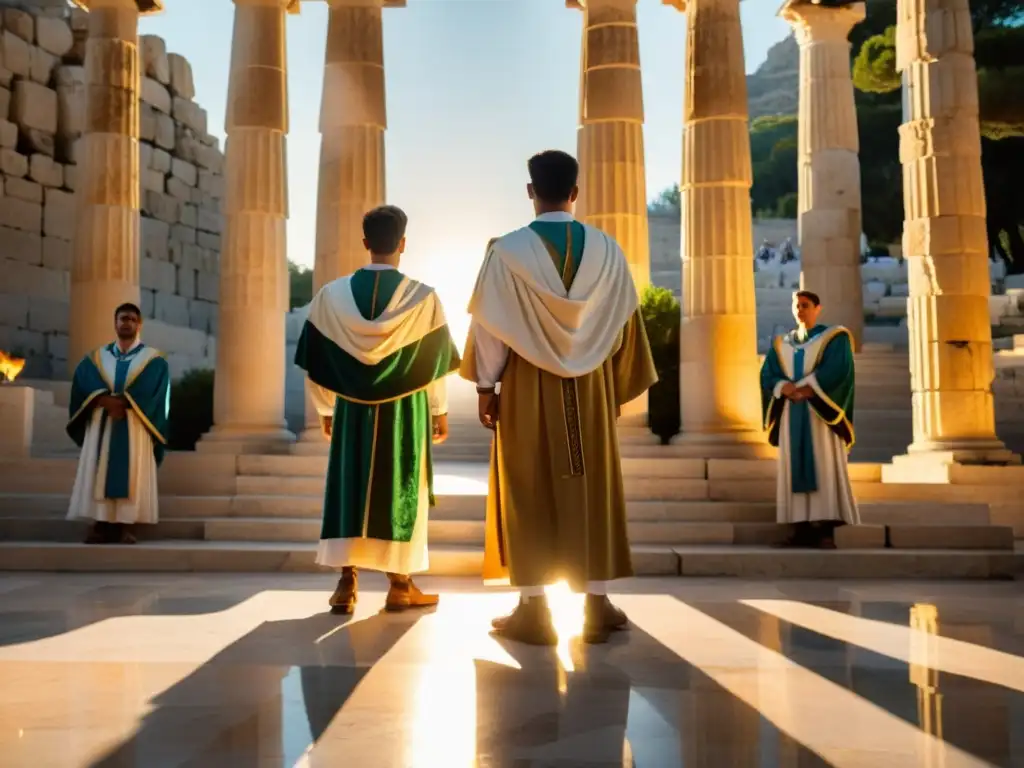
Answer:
(1, 574, 1023, 767)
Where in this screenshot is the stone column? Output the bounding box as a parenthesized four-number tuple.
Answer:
(781, 0, 865, 350)
(893, 0, 1013, 464)
(669, 0, 766, 455)
(201, 0, 293, 452)
(573, 0, 653, 444)
(299, 0, 389, 446)
(68, 0, 144, 373)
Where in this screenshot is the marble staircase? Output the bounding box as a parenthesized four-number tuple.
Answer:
(0, 453, 1017, 579)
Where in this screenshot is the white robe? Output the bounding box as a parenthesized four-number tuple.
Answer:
(772, 330, 859, 525)
(67, 343, 161, 525)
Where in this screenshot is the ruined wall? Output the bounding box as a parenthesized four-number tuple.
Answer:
(0, 5, 223, 379)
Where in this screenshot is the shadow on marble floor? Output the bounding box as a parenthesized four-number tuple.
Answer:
(694, 598, 1024, 767)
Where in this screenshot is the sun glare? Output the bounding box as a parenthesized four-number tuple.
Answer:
(545, 580, 585, 672)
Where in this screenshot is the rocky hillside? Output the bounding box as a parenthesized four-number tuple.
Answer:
(747, 34, 799, 118)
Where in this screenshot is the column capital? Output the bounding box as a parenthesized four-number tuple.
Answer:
(661, 0, 686, 12)
(780, 0, 865, 43)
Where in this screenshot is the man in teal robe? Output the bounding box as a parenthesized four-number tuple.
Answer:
(295, 205, 461, 614)
(67, 302, 171, 544)
(760, 290, 859, 548)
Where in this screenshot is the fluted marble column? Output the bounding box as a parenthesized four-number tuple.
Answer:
(669, 0, 765, 454)
(573, 0, 653, 441)
(299, 0, 389, 446)
(201, 0, 293, 451)
(894, 0, 1014, 464)
(68, 0, 149, 373)
(782, 0, 865, 350)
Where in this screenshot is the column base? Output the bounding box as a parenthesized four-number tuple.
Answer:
(196, 426, 296, 455)
(670, 430, 775, 460)
(896, 439, 1021, 467)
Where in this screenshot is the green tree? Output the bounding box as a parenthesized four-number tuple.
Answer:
(640, 286, 681, 443)
(648, 183, 681, 213)
(852, 25, 898, 93)
(289, 261, 313, 309)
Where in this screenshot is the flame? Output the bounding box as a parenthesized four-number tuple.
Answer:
(0, 350, 25, 382)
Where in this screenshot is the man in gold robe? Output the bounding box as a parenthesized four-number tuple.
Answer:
(461, 150, 658, 645)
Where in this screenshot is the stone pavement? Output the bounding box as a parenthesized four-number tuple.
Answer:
(1, 573, 1022, 766)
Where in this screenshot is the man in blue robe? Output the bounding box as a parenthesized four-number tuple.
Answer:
(760, 290, 859, 548)
(67, 302, 171, 544)
(295, 206, 461, 614)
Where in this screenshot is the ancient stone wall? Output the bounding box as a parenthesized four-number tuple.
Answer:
(0, 5, 223, 379)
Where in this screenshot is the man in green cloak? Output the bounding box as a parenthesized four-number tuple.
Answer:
(760, 290, 859, 548)
(295, 206, 461, 614)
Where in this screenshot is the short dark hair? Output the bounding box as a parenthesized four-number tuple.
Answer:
(528, 150, 579, 203)
(114, 302, 142, 320)
(362, 205, 408, 255)
(795, 290, 821, 306)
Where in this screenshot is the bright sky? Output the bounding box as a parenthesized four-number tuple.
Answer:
(140, 0, 790, 320)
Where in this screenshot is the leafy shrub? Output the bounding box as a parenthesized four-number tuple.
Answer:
(169, 368, 214, 451)
(640, 286, 681, 444)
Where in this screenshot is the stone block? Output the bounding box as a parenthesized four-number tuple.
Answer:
(140, 140, 151, 169)
(5, 176, 42, 203)
(154, 112, 174, 150)
(189, 185, 203, 204)
(193, 143, 223, 174)
(197, 231, 220, 251)
(140, 35, 170, 85)
(28, 154, 62, 188)
(3, 259, 68, 300)
(171, 223, 196, 245)
(141, 76, 171, 114)
(140, 287, 155, 318)
(0, 30, 30, 78)
(140, 255, 176, 293)
(62, 163, 77, 190)
(167, 53, 195, 100)
(0, 195, 41, 233)
(27, 298, 68, 334)
(11, 80, 57, 134)
(151, 147, 171, 173)
(174, 124, 200, 163)
(3, 9, 34, 42)
(188, 298, 216, 334)
(197, 168, 222, 198)
(179, 202, 197, 228)
(196, 270, 218, 302)
(0, 67, 11, 89)
(171, 96, 206, 135)
(141, 167, 164, 193)
(42, 188, 74, 239)
(0, 119, 16, 148)
(198, 247, 218, 274)
(41, 235, 70, 271)
(199, 132, 219, 149)
(141, 189, 179, 224)
(197, 207, 222, 234)
(23, 128, 54, 158)
(29, 46, 57, 85)
(1, 147, 27, 177)
(176, 265, 196, 299)
(46, 331, 67, 359)
(154, 290, 189, 326)
(35, 16, 73, 58)
(170, 157, 197, 187)
(170, 241, 200, 270)
(140, 216, 169, 262)
(140, 103, 156, 142)
(0, 290, 29, 326)
(165, 174, 190, 200)
(0, 224, 41, 263)
(0, 86, 9, 120)
(54, 65, 84, 138)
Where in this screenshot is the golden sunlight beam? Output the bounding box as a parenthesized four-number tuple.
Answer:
(628, 595, 990, 767)
(743, 599, 1024, 695)
(545, 580, 585, 673)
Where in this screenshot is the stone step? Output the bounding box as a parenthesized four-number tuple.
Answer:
(1, 515, 1012, 550)
(0, 540, 1013, 578)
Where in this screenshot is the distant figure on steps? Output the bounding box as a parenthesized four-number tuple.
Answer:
(760, 290, 859, 549)
(67, 302, 171, 545)
(295, 205, 461, 615)
(461, 150, 658, 645)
